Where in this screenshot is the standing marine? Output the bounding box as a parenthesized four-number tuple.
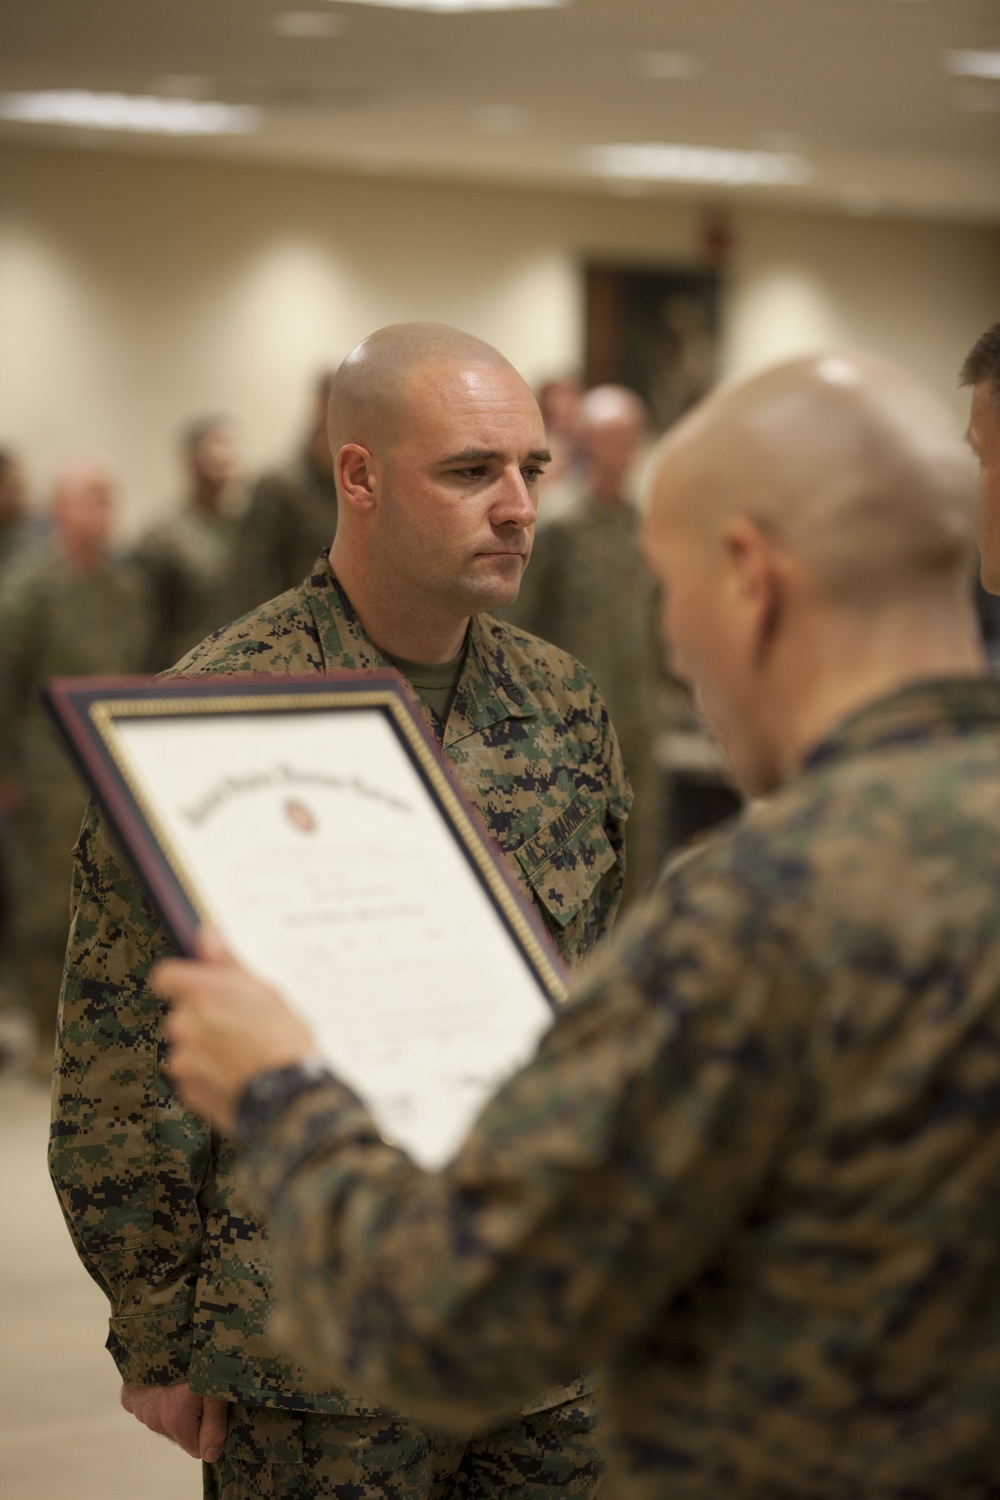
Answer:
(51, 325, 631, 1500)
(227, 369, 340, 617)
(0, 462, 152, 1067)
(504, 385, 664, 900)
(135, 416, 244, 671)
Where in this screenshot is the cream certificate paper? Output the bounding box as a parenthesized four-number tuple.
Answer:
(112, 709, 555, 1170)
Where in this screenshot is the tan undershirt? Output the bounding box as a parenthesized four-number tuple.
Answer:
(384, 639, 468, 731)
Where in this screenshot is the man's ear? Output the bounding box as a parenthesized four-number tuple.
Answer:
(721, 517, 783, 662)
(335, 444, 378, 513)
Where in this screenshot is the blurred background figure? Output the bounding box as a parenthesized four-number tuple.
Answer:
(503, 384, 665, 903)
(228, 367, 339, 616)
(0, 450, 37, 580)
(533, 375, 584, 523)
(0, 452, 37, 1060)
(0, 462, 152, 1073)
(135, 415, 243, 671)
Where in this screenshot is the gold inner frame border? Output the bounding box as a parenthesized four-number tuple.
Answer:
(88, 688, 568, 1003)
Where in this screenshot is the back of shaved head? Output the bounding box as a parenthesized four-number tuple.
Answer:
(328, 323, 520, 456)
(651, 353, 976, 606)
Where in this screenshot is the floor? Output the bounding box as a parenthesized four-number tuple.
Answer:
(0, 1074, 197, 1500)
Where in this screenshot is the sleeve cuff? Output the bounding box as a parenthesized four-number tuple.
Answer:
(106, 1308, 196, 1386)
(234, 1060, 336, 1148)
(238, 1072, 386, 1216)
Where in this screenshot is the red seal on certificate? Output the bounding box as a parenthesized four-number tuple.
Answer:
(284, 798, 317, 833)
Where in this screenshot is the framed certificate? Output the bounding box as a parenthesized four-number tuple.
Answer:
(45, 673, 566, 1167)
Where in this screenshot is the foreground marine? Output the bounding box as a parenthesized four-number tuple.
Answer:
(163, 352, 1000, 1498)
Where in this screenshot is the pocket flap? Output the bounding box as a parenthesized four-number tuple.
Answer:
(513, 793, 616, 928)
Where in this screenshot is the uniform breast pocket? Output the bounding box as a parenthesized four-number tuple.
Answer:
(512, 790, 616, 930)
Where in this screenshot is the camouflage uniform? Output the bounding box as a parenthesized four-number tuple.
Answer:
(50, 554, 630, 1497)
(0, 544, 152, 1046)
(228, 451, 338, 617)
(134, 501, 241, 671)
(0, 512, 38, 580)
(235, 677, 1000, 1499)
(502, 495, 664, 903)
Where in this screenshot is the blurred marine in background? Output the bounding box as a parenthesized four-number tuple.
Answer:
(228, 368, 339, 617)
(963, 320, 1000, 594)
(0, 463, 151, 1069)
(0, 450, 35, 578)
(506, 385, 664, 900)
(135, 416, 243, 671)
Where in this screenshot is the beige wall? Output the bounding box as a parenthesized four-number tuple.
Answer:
(1, 141, 998, 535)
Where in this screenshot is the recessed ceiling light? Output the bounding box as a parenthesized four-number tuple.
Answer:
(474, 104, 531, 133)
(584, 143, 810, 187)
(0, 91, 259, 136)
(270, 11, 347, 36)
(944, 49, 1000, 80)
(633, 52, 703, 81)
(333, 0, 568, 10)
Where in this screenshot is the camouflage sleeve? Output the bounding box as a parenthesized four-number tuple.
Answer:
(239, 866, 801, 1430)
(48, 804, 212, 1385)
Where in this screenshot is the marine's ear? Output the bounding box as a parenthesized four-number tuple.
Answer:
(720, 516, 785, 667)
(335, 444, 378, 514)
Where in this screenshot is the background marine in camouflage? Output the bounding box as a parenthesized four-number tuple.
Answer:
(0, 462, 151, 1066)
(504, 385, 665, 903)
(51, 324, 630, 1500)
(159, 352, 1000, 1500)
(135, 415, 244, 671)
(227, 368, 339, 618)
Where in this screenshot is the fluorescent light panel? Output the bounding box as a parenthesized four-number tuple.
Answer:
(0, 91, 258, 135)
(334, 0, 567, 10)
(944, 50, 1000, 79)
(586, 143, 810, 186)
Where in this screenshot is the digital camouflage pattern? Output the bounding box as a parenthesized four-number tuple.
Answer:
(238, 678, 1000, 1499)
(49, 555, 629, 1427)
(227, 452, 339, 618)
(203, 1393, 599, 1500)
(501, 494, 665, 901)
(0, 543, 152, 1042)
(134, 501, 241, 671)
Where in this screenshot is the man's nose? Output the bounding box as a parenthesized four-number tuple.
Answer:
(492, 468, 537, 528)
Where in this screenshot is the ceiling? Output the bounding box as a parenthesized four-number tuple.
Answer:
(1, 0, 998, 221)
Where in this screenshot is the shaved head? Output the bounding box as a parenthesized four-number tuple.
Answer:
(50, 460, 116, 564)
(648, 353, 976, 606)
(327, 323, 548, 662)
(642, 355, 982, 796)
(581, 385, 648, 431)
(328, 323, 521, 457)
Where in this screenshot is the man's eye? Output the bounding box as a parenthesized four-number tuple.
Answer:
(522, 467, 545, 484)
(455, 467, 487, 480)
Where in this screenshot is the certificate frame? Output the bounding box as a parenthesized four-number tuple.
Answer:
(44, 672, 568, 1010)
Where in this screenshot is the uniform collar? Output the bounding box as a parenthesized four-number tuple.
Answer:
(801, 675, 1000, 775)
(302, 554, 538, 744)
